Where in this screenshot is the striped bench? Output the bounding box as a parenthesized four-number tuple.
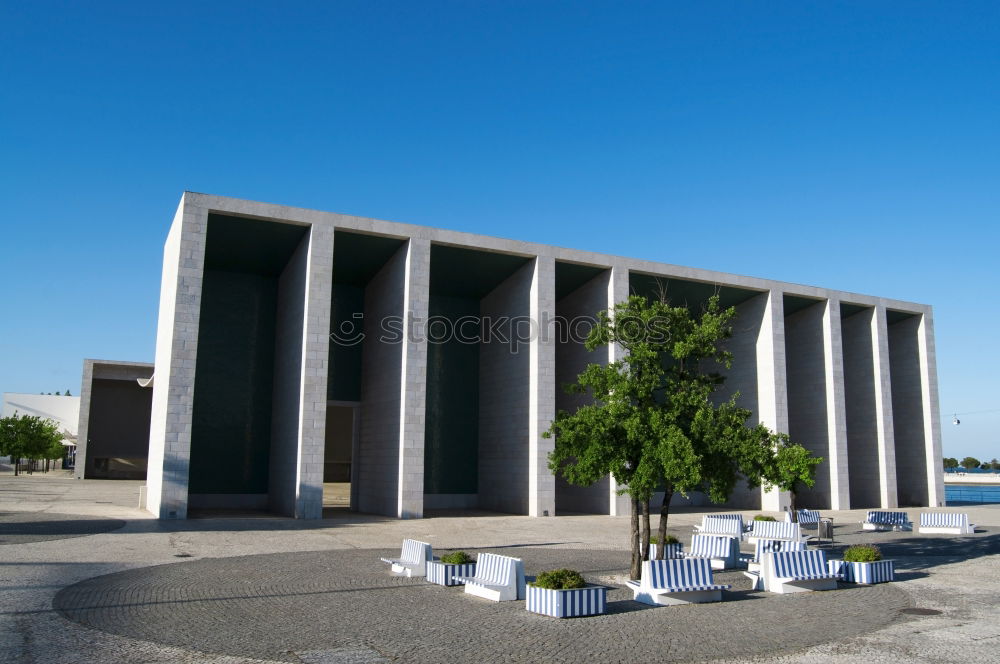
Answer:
(918, 512, 974, 535)
(694, 515, 745, 540)
(761, 549, 840, 594)
(786, 509, 821, 529)
(626, 557, 731, 606)
(747, 520, 807, 544)
(682, 534, 740, 570)
(742, 539, 807, 588)
(861, 511, 912, 531)
(453, 553, 526, 602)
(380, 539, 433, 577)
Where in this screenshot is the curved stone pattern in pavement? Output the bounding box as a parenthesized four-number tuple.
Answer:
(54, 547, 911, 663)
(0, 511, 126, 545)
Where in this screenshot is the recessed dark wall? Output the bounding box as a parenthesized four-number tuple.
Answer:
(424, 294, 480, 494)
(85, 378, 152, 480)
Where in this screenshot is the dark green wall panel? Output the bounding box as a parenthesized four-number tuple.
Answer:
(190, 269, 277, 494)
(328, 284, 364, 401)
(424, 294, 479, 494)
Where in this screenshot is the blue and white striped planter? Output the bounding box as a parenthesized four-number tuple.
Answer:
(649, 542, 684, 559)
(426, 561, 476, 586)
(828, 559, 895, 584)
(526, 584, 607, 618)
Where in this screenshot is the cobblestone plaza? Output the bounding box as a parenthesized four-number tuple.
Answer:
(1, 474, 997, 663)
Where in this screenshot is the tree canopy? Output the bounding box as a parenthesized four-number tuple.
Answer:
(545, 292, 822, 579)
(0, 413, 66, 476)
(960, 456, 981, 470)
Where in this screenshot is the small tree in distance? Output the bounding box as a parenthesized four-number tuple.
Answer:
(960, 456, 981, 470)
(0, 413, 64, 476)
(942, 457, 959, 470)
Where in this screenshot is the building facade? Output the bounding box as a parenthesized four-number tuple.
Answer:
(144, 192, 944, 519)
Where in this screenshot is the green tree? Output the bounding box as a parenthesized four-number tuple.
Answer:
(546, 293, 822, 579)
(987, 458, 1000, 471)
(0, 413, 64, 476)
(65, 389, 72, 397)
(942, 457, 959, 470)
(960, 456, 981, 470)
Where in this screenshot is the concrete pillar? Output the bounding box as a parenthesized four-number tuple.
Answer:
(823, 300, 851, 509)
(608, 265, 632, 517)
(529, 256, 556, 517)
(398, 239, 430, 518)
(74, 360, 96, 481)
(872, 305, 899, 508)
(759, 289, 791, 512)
(146, 194, 207, 519)
(295, 223, 334, 518)
(917, 312, 945, 507)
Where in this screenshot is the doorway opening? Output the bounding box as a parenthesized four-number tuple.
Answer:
(324, 401, 359, 512)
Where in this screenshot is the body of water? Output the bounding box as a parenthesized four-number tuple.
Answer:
(945, 484, 1000, 505)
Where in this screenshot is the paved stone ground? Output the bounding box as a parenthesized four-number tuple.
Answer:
(2, 472, 1000, 663)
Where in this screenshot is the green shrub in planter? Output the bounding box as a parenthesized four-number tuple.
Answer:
(843, 544, 882, 563)
(439, 551, 473, 565)
(648, 534, 679, 545)
(530, 569, 586, 590)
(753, 515, 776, 522)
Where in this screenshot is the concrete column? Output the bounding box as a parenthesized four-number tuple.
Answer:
(398, 239, 430, 519)
(529, 256, 556, 517)
(608, 265, 632, 517)
(146, 194, 207, 519)
(872, 305, 899, 508)
(823, 300, 851, 509)
(296, 222, 334, 518)
(918, 312, 945, 507)
(759, 289, 791, 512)
(74, 360, 96, 480)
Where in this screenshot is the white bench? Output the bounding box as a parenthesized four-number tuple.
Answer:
(380, 539, 433, 577)
(742, 539, 807, 588)
(694, 515, 745, 540)
(747, 520, 807, 544)
(760, 549, 840, 594)
(626, 558, 730, 606)
(785, 509, 821, 529)
(453, 552, 525, 602)
(682, 534, 740, 570)
(861, 511, 912, 531)
(918, 512, 975, 534)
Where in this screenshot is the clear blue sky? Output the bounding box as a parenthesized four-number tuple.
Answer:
(1, 1, 997, 460)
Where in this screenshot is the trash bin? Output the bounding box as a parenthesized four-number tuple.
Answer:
(817, 517, 834, 542)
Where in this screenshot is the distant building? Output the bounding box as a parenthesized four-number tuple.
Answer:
(75, 359, 153, 480)
(144, 193, 944, 519)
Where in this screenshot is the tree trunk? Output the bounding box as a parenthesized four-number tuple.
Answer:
(629, 497, 641, 580)
(656, 488, 674, 559)
(640, 499, 651, 562)
(789, 491, 798, 522)
(13, 457, 19, 476)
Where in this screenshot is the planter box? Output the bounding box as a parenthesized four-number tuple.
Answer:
(526, 584, 607, 618)
(828, 559, 895, 584)
(426, 561, 476, 586)
(649, 542, 684, 559)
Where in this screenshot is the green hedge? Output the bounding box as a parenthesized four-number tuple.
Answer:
(530, 569, 586, 590)
(439, 551, 473, 565)
(843, 544, 882, 563)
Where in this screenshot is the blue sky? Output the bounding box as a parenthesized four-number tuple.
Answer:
(1, 1, 997, 460)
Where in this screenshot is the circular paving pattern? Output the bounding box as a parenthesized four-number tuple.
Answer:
(0, 512, 126, 545)
(54, 547, 912, 662)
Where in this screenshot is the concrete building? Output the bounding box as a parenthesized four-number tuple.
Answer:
(75, 359, 154, 480)
(144, 192, 944, 519)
